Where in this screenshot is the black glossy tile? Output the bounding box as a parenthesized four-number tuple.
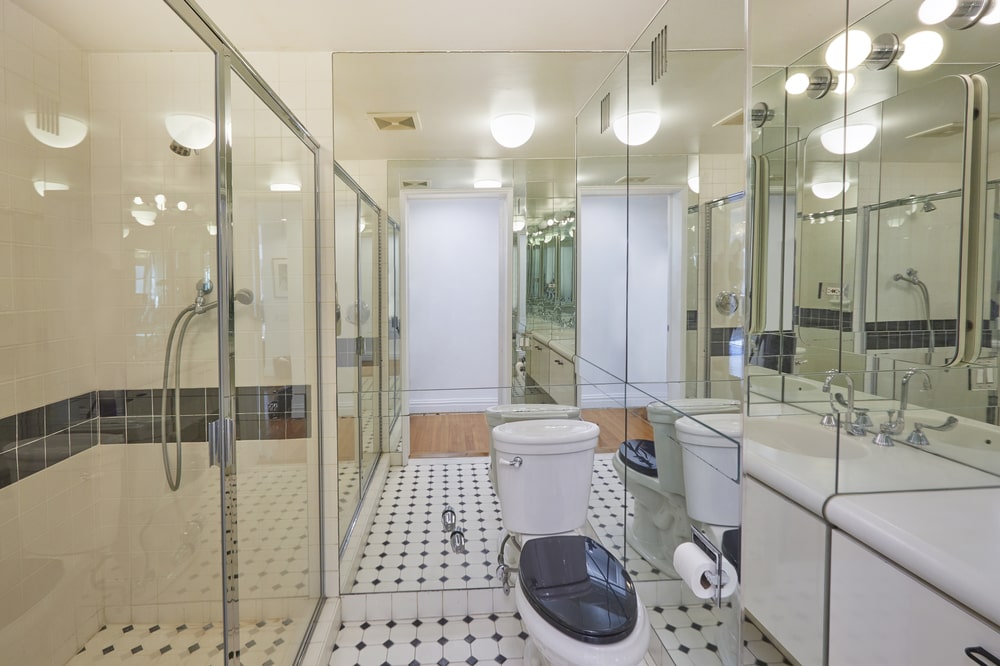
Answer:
(179, 416, 208, 443)
(0, 450, 16, 488)
(100, 416, 127, 444)
(0, 416, 15, 453)
(17, 440, 45, 480)
(70, 421, 97, 453)
(205, 387, 219, 415)
(125, 417, 159, 444)
(17, 407, 45, 445)
(236, 387, 262, 415)
(45, 399, 70, 435)
(236, 414, 261, 440)
(69, 392, 97, 425)
(126, 389, 154, 417)
(178, 388, 206, 416)
(45, 432, 71, 466)
(99, 390, 126, 417)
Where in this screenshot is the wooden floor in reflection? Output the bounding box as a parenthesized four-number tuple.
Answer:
(409, 407, 654, 457)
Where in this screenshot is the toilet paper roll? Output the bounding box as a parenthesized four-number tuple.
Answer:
(673, 542, 738, 600)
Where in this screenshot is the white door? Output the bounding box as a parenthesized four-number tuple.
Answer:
(405, 192, 510, 413)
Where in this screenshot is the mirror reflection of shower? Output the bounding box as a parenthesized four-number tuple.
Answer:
(160, 280, 255, 490)
(893, 267, 934, 364)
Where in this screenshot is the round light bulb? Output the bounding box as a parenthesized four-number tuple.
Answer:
(165, 114, 215, 151)
(820, 124, 877, 154)
(177, 201, 188, 211)
(918, 0, 958, 24)
(981, 1, 1000, 23)
(898, 31, 944, 71)
(490, 113, 535, 148)
(688, 176, 700, 194)
(824, 30, 872, 72)
(612, 111, 660, 146)
(832, 72, 856, 95)
(785, 72, 810, 95)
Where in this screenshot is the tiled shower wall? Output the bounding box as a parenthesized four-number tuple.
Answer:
(0, 2, 103, 664)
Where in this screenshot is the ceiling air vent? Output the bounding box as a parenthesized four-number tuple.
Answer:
(401, 180, 429, 189)
(615, 175, 650, 184)
(368, 112, 420, 131)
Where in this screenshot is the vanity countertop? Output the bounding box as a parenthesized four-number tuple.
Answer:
(825, 488, 1000, 627)
(744, 413, 999, 515)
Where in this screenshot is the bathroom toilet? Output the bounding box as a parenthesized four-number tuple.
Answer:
(674, 413, 743, 531)
(492, 419, 598, 538)
(611, 399, 739, 573)
(485, 404, 581, 493)
(515, 535, 650, 666)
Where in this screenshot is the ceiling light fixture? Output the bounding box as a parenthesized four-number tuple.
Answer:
(811, 180, 851, 199)
(490, 113, 535, 148)
(24, 113, 88, 149)
(821, 124, 877, 154)
(612, 111, 661, 146)
(32, 180, 69, 197)
(165, 113, 215, 156)
(825, 30, 872, 72)
(131, 210, 157, 226)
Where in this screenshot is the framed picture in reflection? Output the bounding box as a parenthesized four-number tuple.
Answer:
(272, 258, 288, 298)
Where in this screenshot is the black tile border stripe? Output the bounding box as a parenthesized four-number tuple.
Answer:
(0, 385, 311, 491)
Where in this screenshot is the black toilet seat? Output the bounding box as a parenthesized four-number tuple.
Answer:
(518, 535, 638, 645)
(617, 438, 657, 477)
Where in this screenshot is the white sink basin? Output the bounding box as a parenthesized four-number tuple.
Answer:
(745, 417, 869, 460)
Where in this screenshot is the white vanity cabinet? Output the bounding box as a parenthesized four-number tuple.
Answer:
(527, 337, 550, 389)
(829, 531, 1000, 666)
(742, 476, 828, 666)
(526, 334, 577, 405)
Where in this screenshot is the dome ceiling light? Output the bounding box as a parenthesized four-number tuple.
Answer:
(811, 180, 851, 199)
(612, 111, 660, 146)
(165, 113, 215, 156)
(490, 113, 535, 148)
(25, 113, 88, 149)
(820, 124, 878, 154)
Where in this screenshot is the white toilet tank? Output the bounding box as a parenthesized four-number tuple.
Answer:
(674, 414, 742, 527)
(647, 399, 740, 497)
(485, 404, 582, 492)
(492, 419, 599, 536)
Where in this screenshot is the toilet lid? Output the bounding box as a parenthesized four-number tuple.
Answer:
(617, 439, 657, 477)
(519, 535, 638, 645)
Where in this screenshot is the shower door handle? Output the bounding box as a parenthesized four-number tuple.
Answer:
(208, 417, 235, 470)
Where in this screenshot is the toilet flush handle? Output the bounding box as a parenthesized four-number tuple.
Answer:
(499, 456, 523, 468)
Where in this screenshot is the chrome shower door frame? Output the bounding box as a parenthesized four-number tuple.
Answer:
(163, 1, 324, 664)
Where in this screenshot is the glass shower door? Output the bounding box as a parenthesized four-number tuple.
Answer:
(225, 63, 321, 663)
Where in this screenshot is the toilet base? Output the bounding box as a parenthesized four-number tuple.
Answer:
(625, 495, 690, 576)
(515, 582, 650, 666)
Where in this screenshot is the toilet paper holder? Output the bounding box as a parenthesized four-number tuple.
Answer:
(691, 527, 731, 608)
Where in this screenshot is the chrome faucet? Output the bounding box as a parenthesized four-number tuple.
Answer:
(821, 371, 867, 436)
(884, 368, 931, 434)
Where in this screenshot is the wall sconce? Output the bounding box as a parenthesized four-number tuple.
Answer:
(474, 179, 501, 189)
(490, 113, 535, 148)
(920, 0, 1000, 27)
(131, 210, 157, 226)
(270, 183, 301, 192)
(864, 31, 944, 71)
(32, 180, 69, 197)
(811, 180, 851, 199)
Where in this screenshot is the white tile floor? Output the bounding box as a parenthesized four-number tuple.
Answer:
(348, 453, 663, 594)
(68, 618, 297, 665)
(330, 613, 527, 666)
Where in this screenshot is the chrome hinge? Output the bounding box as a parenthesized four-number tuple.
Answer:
(208, 417, 236, 469)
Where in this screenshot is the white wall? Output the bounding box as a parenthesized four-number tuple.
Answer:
(405, 193, 509, 412)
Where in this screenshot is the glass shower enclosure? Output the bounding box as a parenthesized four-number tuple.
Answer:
(0, 1, 325, 664)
